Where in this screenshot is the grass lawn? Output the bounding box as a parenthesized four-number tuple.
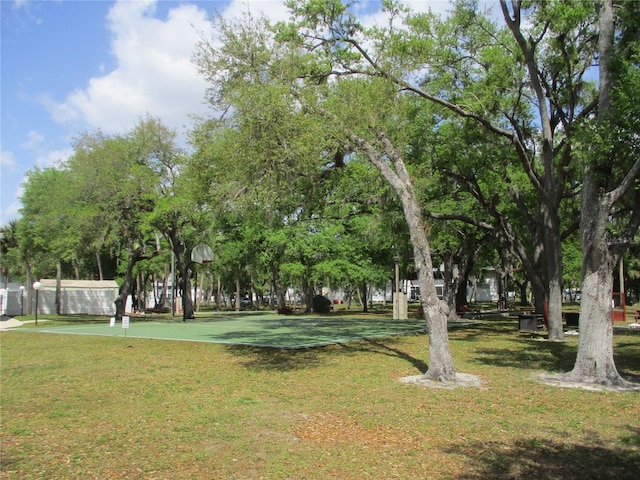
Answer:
(1, 315, 639, 479)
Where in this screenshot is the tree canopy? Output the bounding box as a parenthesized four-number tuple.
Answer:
(3, 0, 638, 388)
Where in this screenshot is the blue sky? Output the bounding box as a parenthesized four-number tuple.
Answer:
(0, 0, 451, 226)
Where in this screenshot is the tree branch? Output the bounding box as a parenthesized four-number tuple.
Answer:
(424, 210, 494, 231)
(607, 156, 640, 205)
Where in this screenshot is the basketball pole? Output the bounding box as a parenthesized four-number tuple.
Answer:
(171, 251, 175, 317)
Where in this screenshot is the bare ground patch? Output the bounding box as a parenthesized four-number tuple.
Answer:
(537, 372, 640, 393)
(398, 372, 485, 389)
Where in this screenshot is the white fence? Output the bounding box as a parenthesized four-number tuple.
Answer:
(1, 285, 119, 317)
(0, 289, 25, 316)
(36, 289, 118, 316)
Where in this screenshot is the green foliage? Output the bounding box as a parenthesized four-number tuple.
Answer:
(9, 116, 195, 307)
(7, 0, 638, 322)
(562, 232, 582, 290)
(18, 167, 79, 278)
(0, 220, 24, 282)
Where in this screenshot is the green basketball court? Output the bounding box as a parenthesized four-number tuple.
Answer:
(25, 313, 481, 349)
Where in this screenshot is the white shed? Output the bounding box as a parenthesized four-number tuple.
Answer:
(36, 280, 120, 316)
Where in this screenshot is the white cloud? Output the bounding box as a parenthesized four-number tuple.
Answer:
(357, 0, 452, 28)
(0, 176, 23, 224)
(13, 0, 29, 10)
(45, 0, 291, 139)
(47, 0, 215, 137)
(35, 147, 73, 169)
(44, 0, 482, 144)
(1, 196, 22, 223)
(403, 1, 455, 15)
(1, 150, 18, 169)
(358, 1, 502, 28)
(20, 130, 44, 151)
(223, 0, 290, 22)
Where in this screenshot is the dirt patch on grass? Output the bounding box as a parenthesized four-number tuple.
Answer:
(398, 372, 485, 389)
(292, 412, 419, 448)
(537, 372, 640, 392)
(290, 411, 468, 478)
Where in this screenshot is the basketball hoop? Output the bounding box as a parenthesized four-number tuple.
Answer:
(191, 244, 214, 264)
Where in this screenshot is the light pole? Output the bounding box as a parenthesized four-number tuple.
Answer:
(33, 281, 42, 326)
(19, 286, 25, 316)
(171, 251, 175, 317)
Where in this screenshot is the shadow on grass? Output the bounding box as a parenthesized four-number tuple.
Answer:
(472, 338, 578, 372)
(447, 318, 524, 342)
(448, 429, 640, 479)
(206, 316, 426, 350)
(225, 345, 331, 372)
(613, 329, 640, 375)
(341, 337, 429, 373)
(470, 327, 640, 376)
(226, 335, 429, 373)
(224, 318, 640, 378)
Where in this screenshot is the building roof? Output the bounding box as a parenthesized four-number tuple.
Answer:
(39, 279, 119, 289)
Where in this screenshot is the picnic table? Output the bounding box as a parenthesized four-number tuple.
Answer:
(565, 312, 579, 327)
(518, 312, 545, 332)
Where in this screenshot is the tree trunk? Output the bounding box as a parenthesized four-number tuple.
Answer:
(72, 258, 80, 280)
(355, 287, 364, 310)
(512, 277, 528, 306)
(530, 280, 546, 315)
(199, 272, 205, 311)
(302, 277, 312, 313)
(24, 263, 33, 315)
(441, 254, 460, 321)
(114, 242, 141, 321)
(354, 133, 455, 382)
(161, 271, 169, 310)
(181, 269, 194, 319)
(235, 276, 241, 311)
(167, 231, 194, 320)
(225, 287, 232, 310)
(563, 172, 634, 386)
(455, 281, 468, 310)
(361, 281, 368, 313)
(502, 0, 569, 340)
(542, 206, 565, 341)
(272, 267, 285, 309)
(140, 272, 147, 312)
(215, 276, 221, 310)
(133, 272, 140, 312)
(562, 0, 638, 386)
(497, 267, 506, 311)
(249, 282, 256, 310)
(564, 235, 622, 384)
(96, 250, 104, 281)
(458, 241, 481, 310)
